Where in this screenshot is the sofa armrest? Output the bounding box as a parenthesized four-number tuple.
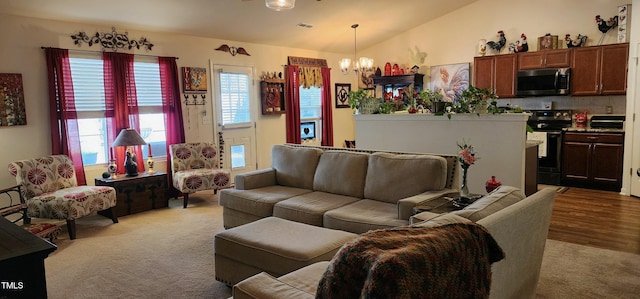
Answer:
(234, 169, 277, 190)
(396, 189, 457, 220)
(233, 272, 315, 299)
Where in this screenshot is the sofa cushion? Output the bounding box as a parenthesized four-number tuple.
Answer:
(364, 152, 448, 204)
(273, 191, 360, 227)
(219, 186, 312, 218)
(451, 185, 526, 222)
(411, 213, 472, 228)
(323, 199, 410, 234)
(313, 151, 369, 198)
(272, 145, 323, 189)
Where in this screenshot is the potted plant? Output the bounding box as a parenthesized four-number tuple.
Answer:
(418, 88, 445, 114)
(348, 89, 379, 114)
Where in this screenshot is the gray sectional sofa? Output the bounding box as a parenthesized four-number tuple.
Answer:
(217, 144, 557, 298)
(219, 144, 460, 232)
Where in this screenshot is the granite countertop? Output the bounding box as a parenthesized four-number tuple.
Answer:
(563, 127, 624, 133)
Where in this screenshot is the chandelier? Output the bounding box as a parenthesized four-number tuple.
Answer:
(339, 24, 374, 74)
(265, 0, 295, 11)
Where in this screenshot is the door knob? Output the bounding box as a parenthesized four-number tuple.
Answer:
(637, 168, 640, 177)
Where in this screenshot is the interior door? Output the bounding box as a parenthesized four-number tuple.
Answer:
(630, 44, 640, 196)
(211, 63, 257, 184)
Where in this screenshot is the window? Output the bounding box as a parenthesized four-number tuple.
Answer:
(219, 72, 251, 127)
(68, 54, 167, 165)
(299, 86, 322, 142)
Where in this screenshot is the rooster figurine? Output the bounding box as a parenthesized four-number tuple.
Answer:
(486, 30, 506, 53)
(595, 15, 618, 45)
(508, 33, 528, 53)
(565, 34, 588, 48)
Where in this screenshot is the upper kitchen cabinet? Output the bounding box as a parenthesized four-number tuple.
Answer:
(517, 49, 571, 70)
(571, 43, 629, 96)
(474, 54, 517, 98)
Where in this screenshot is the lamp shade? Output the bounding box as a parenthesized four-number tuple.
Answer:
(265, 0, 295, 11)
(112, 129, 147, 147)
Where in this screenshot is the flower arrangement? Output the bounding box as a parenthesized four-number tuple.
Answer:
(457, 140, 476, 170)
(457, 140, 476, 198)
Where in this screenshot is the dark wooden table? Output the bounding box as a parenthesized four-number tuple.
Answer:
(0, 217, 56, 298)
(95, 172, 168, 217)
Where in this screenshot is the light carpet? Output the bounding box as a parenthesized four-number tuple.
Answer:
(42, 192, 639, 299)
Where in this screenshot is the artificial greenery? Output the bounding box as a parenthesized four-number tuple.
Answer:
(348, 88, 373, 111)
(444, 85, 500, 119)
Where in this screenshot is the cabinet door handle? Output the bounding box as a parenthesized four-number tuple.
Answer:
(587, 136, 598, 140)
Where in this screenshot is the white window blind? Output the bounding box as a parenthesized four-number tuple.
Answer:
(68, 56, 105, 115)
(219, 72, 251, 125)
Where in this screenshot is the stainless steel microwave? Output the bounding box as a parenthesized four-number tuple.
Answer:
(516, 67, 570, 96)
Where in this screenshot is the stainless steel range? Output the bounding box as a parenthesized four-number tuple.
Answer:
(527, 110, 572, 185)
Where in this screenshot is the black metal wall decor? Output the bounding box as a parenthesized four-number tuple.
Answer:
(70, 27, 154, 51)
(215, 44, 251, 56)
(183, 94, 206, 106)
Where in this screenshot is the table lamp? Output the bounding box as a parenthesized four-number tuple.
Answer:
(112, 128, 147, 177)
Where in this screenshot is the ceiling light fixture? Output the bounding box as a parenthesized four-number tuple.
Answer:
(339, 24, 374, 75)
(265, 0, 295, 11)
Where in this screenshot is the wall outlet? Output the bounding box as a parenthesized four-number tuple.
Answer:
(542, 101, 553, 109)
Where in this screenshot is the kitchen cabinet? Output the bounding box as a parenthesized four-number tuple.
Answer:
(517, 49, 571, 70)
(473, 54, 517, 98)
(562, 132, 624, 190)
(571, 43, 628, 96)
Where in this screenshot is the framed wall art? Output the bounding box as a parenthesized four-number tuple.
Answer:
(335, 83, 351, 108)
(429, 63, 470, 103)
(182, 67, 207, 93)
(0, 73, 27, 126)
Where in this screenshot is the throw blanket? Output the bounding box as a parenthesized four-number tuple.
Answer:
(315, 223, 504, 299)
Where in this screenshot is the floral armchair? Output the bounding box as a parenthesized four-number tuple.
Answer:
(169, 143, 231, 208)
(0, 184, 62, 243)
(8, 155, 118, 240)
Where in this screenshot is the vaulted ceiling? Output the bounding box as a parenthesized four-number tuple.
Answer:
(0, 0, 477, 53)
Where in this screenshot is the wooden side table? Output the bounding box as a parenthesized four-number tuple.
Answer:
(95, 172, 168, 217)
(0, 217, 56, 299)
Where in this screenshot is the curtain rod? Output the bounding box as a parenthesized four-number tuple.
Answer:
(40, 46, 179, 60)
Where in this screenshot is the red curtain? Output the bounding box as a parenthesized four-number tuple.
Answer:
(320, 67, 333, 146)
(159, 57, 185, 191)
(103, 52, 144, 174)
(285, 65, 301, 144)
(44, 47, 87, 185)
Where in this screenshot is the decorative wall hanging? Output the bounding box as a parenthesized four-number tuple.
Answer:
(182, 67, 207, 106)
(335, 83, 351, 108)
(70, 27, 153, 51)
(0, 73, 27, 126)
(430, 63, 470, 104)
(182, 67, 207, 93)
(215, 44, 251, 56)
(537, 34, 558, 51)
(287, 56, 328, 68)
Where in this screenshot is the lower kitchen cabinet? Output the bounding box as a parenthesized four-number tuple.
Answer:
(561, 132, 624, 190)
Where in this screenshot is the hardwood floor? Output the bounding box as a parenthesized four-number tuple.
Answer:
(545, 185, 640, 255)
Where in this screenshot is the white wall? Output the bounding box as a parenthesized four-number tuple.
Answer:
(0, 14, 357, 188)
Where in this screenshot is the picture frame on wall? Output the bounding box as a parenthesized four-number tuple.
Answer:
(0, 73, 27, 126)
(429, 63, 470, 104)
(182, 67, 207, 93)
(335, 83, 351, 108)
